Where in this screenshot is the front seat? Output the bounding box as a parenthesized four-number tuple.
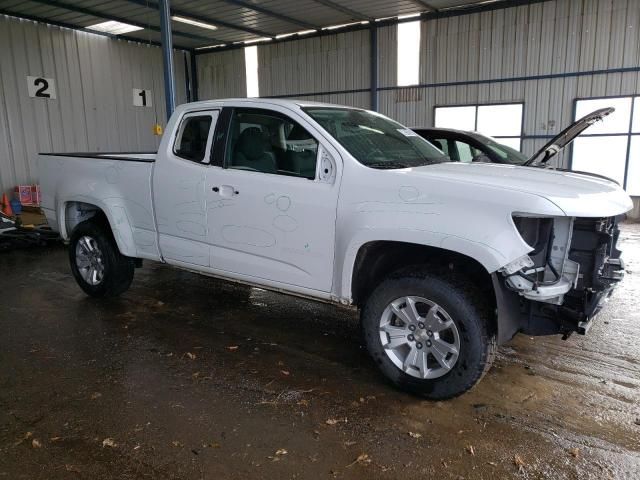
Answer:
(233, 127, 277, 173)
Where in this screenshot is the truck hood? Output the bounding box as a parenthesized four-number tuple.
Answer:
(408, 162, 633, 217)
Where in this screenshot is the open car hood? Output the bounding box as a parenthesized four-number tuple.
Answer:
(523, 107, 614, 166)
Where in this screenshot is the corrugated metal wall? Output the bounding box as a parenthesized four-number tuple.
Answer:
(196, 30, 371, 107)
(0, 15, 188, 194)
(197, 48, 247, 99)
(194, 0, 639, 169)
(258, 29, 370, 107)
(378, 0, 640, 162)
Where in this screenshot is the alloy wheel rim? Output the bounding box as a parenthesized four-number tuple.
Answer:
(75, 236, 105, 286)
(379, 296, 460, 379)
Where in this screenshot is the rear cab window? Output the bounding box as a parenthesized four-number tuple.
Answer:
(173, 111, 219, 163)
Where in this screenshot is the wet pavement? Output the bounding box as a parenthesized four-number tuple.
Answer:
(1, 224, 639, 480)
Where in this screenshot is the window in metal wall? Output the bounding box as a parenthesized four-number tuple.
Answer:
(397, 21, 420, 87)
(571, 97, 639, 195)
(244, 46, 259, 98)
(434, 103, 523, 150)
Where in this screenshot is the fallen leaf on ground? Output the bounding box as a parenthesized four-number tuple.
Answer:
(466, 445, 475, 456)
(14, 431, 33, 446)
(90, 392, 102, 399)
(297, 399, 309, 407)
(227, 346, 239, 351)
(172, 440, 184, 447)
(326, 418, 347, 425)
(487, 461, 497, 466)
(514, 454, 526, 472)
(408, 432, 422, 439)
(569, 447, 580, 458)
(344, 440, 357, 446)
(275, 448, 288, 456)
(50, 437, 62, 442)
(186, 352, 196, 360)
(65, 465, 81, 473)
(31, 439, 42, 448)
(280, 370, 290, 376)
(347, 453, 371, 467)
(102, 438, 117, 448)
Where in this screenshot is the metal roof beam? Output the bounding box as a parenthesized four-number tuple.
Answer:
(221, 0, 318, 30)
(0, 9, 192, 50)
(308, 0, 372, 21)
(122, 0, 275, 38)
(410, 1, 438, 11)
(28, 0, 218, 43)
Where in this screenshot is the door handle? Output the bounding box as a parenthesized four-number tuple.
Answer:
(213, 185, 239, 197)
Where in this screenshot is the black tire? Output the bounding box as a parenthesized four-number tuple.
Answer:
(69, 219, 135, 298)
(362, 268, 496, 400)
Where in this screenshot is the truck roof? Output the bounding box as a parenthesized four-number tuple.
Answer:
(178, 97, 365, 111)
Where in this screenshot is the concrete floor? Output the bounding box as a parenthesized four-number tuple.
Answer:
(1, 225, 639, 479)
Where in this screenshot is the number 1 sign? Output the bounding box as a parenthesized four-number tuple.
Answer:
(27, 76, 57, 99)
(133, 89, 153, 107)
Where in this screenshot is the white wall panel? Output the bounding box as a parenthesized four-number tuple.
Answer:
(0, 15, 188, 195)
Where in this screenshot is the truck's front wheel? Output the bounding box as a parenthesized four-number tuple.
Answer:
(362, 269, 496, 400)
(69, 220, 135, 297)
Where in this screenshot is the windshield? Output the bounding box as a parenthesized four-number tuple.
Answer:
(303, 107, 447, 169)
(469, 133, 528, 165)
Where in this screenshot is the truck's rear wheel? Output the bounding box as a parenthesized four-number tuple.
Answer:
(69, 220, 135, 297)
(362, 269, 496, 400)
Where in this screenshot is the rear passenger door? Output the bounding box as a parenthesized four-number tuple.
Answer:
(205, 105, 341, 293)
(154, 109, 219, 267)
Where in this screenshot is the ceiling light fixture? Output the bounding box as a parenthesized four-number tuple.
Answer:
(86, 20, 143, 35)
(171, 16, 218, 31)
(195, 44, 227, 50)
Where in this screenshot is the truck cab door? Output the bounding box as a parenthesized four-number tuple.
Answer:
(205, 106, 341, 293)
(153, 109, 219, 267)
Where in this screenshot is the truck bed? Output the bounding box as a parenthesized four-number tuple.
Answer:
(38, 151, 161, 261)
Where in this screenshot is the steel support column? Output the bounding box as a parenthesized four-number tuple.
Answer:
(159, 0, 176, 119)
(370, 25, 379, 112)
(190, 51, 199, 102)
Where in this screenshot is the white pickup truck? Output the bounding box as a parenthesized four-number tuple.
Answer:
(40, 99, 633, 399)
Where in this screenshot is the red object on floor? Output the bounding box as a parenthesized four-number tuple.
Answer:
(1, 193, 13, 216)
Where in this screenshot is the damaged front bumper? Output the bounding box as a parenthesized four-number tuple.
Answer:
(493, 215, 625, 343)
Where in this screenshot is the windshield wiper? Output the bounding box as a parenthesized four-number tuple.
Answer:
(366, 161, 409, 169)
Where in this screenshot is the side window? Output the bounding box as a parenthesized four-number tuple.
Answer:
(174, 114, 214, 162)
(428, 138, 449, 156)
(225, 108, 318, 179)
(455, 141, 474, 163)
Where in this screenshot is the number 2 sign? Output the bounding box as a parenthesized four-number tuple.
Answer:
(133, 89, 153, 107)
(27, 76, 57, 99)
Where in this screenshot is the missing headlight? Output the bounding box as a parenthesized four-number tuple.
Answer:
(512, 216, 553, 255)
